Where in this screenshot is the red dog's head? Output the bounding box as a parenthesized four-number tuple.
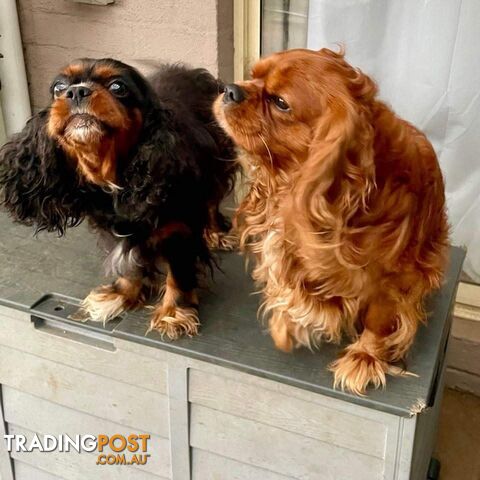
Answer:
(216, 47, 377, 167)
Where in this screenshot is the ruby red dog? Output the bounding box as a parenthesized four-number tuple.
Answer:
(215, 48, 449, 394)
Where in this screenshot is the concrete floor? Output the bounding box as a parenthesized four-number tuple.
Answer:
(434, 388, 480, 480)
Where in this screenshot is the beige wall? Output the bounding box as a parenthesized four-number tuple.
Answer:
(17, 0, 233, 111)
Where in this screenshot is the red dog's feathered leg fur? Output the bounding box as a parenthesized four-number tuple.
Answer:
(269, 299, 346, 353)
(330, 279, 425, 395)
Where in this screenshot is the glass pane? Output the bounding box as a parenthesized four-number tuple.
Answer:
(261, 0, 309, 56)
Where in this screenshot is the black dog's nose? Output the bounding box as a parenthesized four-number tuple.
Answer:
(223, 84, 246, 104)
(66, 85, 92, 105)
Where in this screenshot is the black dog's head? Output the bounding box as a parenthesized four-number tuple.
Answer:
(47, 58, 156, 187)
(0, 59, 166, 234)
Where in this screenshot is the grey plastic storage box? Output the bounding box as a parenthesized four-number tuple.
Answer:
(0, 215, 464, 480)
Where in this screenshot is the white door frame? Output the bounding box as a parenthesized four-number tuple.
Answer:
(0, 101, 6, 145)
(233, 0, 261, 81)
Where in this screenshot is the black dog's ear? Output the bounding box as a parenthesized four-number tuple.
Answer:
(117, 104, 201, 220)
(0, 110, 85, 235)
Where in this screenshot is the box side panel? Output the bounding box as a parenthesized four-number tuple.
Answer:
(14, 461, 63, 480)
(8, 425, 163, 480)
(189, 370, 387, 480)
(192, 449, 294, 480)
(190, 369, 387, 459)
(0, 344, 169, 438)
(2, 387, 170, 478)
(0, 306, 168, 395)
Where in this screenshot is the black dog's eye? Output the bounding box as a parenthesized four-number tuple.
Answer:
(269, 95, 290, 112)
(108, 81, 128, 97)
(53, 81, 68, 97)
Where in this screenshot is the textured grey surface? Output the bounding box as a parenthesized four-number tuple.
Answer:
(0, 213, 465, 416)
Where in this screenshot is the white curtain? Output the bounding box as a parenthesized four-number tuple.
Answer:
(307, 0, 480, 281)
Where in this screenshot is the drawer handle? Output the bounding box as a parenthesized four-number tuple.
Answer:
(32, 315, 116, 352)
(29, 293, 119, 352)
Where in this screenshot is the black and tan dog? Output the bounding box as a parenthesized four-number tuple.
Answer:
(0, 58, 237, 337)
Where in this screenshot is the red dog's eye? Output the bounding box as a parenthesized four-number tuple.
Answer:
(269, 95, 290, 112)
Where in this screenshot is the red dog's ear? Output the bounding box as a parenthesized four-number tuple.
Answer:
(317, 45, 346, 59)
(292, 98, 375, 231)
(288, 58, 383, 271)
(317, 47, 378, 103)
(291, 52, 378, 231)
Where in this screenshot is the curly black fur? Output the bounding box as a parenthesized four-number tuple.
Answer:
(0, 59, 237, 289)
(0, 110, 87, 235)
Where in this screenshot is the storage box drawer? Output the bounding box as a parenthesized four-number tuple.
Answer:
(189, 370, 386, 480)
(13, 461, 62, 480)
(191, 449, 292, 480)
(3, 387, 170, 479)
(0, 345, 169, 437)
(8, 425, 162, 480)
(0, 305, 167, 395)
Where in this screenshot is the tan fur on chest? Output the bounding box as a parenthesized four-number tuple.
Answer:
(238, 161, 362, 349)
(67, 140, 118, 188)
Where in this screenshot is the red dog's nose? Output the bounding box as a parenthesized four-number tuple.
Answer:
(223, 84, 246, 104)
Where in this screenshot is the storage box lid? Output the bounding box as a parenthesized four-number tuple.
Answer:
(0, 215, 465, 417)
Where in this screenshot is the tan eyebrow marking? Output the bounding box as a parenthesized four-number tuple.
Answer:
(62, 63, 85, 77)
(94, 65, 121, 80)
